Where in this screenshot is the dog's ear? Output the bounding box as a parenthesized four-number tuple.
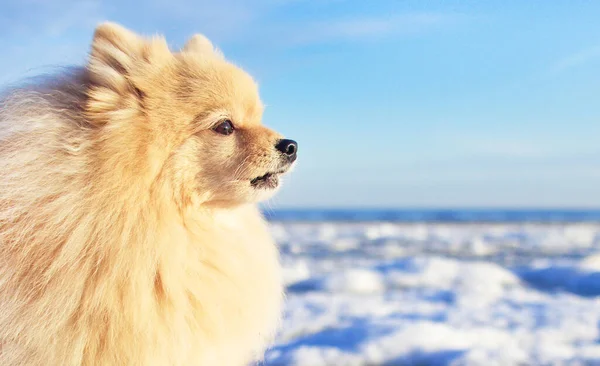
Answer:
(182, 34, 224, 59)
(88, 22, 171, 91)
(86, 22, 171, 123)
(183, 34, 214, 54)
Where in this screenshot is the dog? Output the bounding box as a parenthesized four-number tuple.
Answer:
(0, 22, 296, 365)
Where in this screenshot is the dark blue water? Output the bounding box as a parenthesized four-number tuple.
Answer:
(262, 208, 600, 223)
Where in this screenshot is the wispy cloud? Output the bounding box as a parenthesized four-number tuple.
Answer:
(0, 0, 461, 49)
(428, 129, 568, 160)
(145, 0, 260, 42)
(0, 0, 103, 38)
(465, 139, 549, 159)
(255, 13, 459, 47)
(309, 13, 451, 40)
(0, 0, 104, 84)
(548, 45, 600, 75)
(141, 0, 461, 47)
(0, 0, 461, 82)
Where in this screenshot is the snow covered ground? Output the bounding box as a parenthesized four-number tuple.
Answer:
(263, 222, 600, 366)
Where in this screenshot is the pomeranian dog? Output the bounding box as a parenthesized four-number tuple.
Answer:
(0, 22, 297, 365)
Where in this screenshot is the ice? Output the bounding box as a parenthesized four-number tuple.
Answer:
(265, 222, 600, 365)
(325, 268, 385, 294)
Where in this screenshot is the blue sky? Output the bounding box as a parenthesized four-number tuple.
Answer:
(1, 0, 600, 208)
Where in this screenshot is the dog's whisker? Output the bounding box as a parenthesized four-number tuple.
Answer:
(233, 155, 252, 180)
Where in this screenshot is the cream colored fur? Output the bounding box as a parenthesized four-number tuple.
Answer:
(0, 22, 290, 365)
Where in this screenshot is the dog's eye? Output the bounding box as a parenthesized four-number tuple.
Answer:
(213, 120, 234, 135)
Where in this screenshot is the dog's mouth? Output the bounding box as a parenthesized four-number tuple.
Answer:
(250, 170, 286, 190)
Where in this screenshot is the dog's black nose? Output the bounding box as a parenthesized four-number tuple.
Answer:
(275, 139, 298, 160)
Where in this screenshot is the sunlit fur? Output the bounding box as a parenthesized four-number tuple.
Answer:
(0, 22, 292, 365)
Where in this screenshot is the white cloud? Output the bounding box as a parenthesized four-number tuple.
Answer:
(548, 45, 600, 75)
(0, 0, 103, 37)
(254, 13, 458, 47)
(0, 1, 461, 83)
(0, 0, 460, 50)
(145, 0, 259, 41)
(45, 1, 103, 37)
(136, 0, 460, 46)
(0, 0, 104, 84)
(463, 139, 550, 159)
(313, 13, 450, 40)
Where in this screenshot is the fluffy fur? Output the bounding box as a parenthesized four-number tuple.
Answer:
(0, 22, 295, 365)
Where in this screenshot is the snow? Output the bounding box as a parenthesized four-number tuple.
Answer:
(264, 223, 600, 365)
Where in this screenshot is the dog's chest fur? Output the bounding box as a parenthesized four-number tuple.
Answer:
(0, 205, 283, 366)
